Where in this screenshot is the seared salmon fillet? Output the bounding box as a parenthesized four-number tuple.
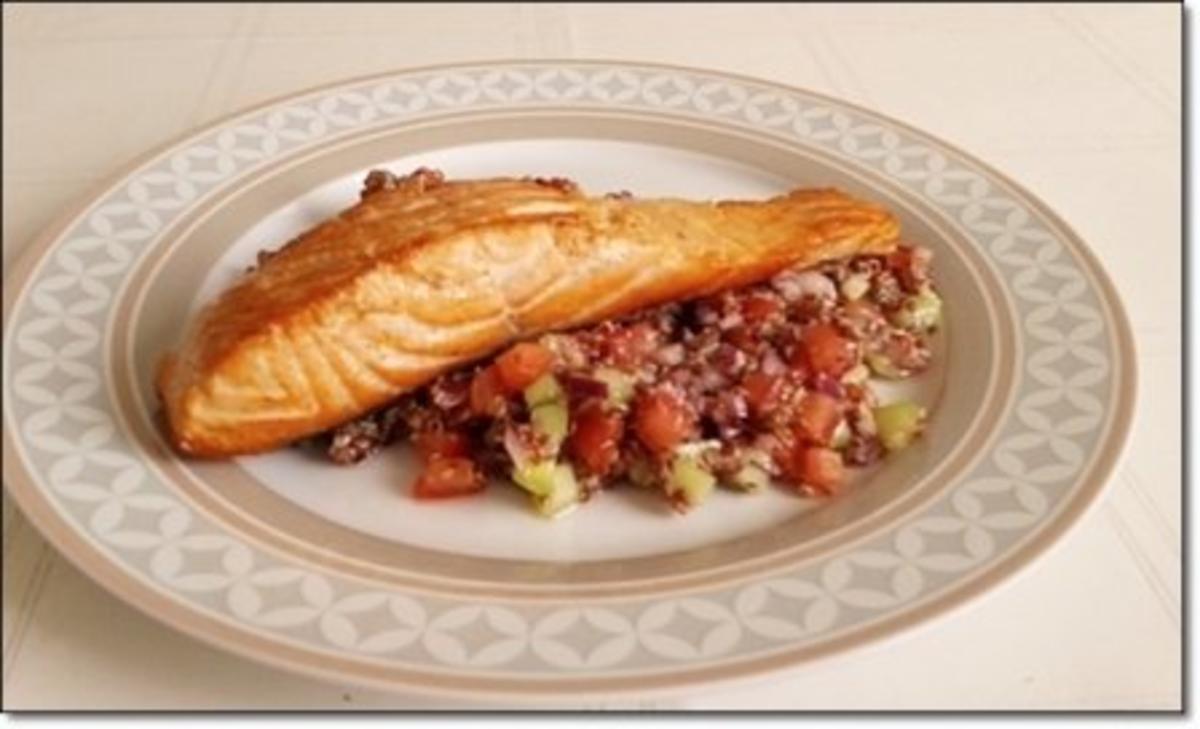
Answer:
(157, 168, 900, 457)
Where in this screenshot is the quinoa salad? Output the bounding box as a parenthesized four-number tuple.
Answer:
(317, 245, 942, 517)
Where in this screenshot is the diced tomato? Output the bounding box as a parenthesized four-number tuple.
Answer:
(742, 372, 784, 416)
(633, 388, 695, 454)
(568, 402, 625, 476)
(887, 245, 928, 292)
(414, 429, 469, 464)
(469, 366, 506, 417)
(768, 430, 797, 473)
(787, 344, 812, 381)
(741, 294, 782, 324)
(781, 446, 845, 494)
(801, 323, 857, 378)
(800, 447, 846, 494)
(887, 247, 913, 274)
(412, 456, 484, 499)
(726, 326, 757, 351)
(494, 342, 554, 392)
(793, 392, 841, 445)
(604, 323, 658, 368)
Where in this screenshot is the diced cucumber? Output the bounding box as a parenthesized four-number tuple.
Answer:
(667, 453, 715, 508)
(841, 363, 870, 385)
(595, 367, 635, 409)
(730, 463, 770, 491)
(524, 374, 569, 453)
(530, 400, 569, 450)
(840, 272, 871, 301)
(892, 286, 943, 332)
(524, 374, 565, 409)
(873, 401, 927, 452)
(866, 352, 906, 380)
(534, 464, 581, 518)
(513, 460, 581, 518)
(513, 460, 558, 496)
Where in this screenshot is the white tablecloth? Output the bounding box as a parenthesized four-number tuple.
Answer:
(1, 2, 1180, 710)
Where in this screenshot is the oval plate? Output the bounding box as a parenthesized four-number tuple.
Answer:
(2, 61, 1135, 701)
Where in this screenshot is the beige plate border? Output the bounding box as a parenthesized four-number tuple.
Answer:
(1, 59, 1137, 700)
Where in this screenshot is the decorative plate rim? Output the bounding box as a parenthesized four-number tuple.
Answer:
(1, 59, 1137, 701)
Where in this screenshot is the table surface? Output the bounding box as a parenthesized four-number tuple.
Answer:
(1, 2, 1181, 711)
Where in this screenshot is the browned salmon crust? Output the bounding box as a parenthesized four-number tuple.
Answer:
(157, 168, 899, 457)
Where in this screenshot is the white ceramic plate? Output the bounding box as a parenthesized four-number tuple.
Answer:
(2, 61, 1135, 701)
